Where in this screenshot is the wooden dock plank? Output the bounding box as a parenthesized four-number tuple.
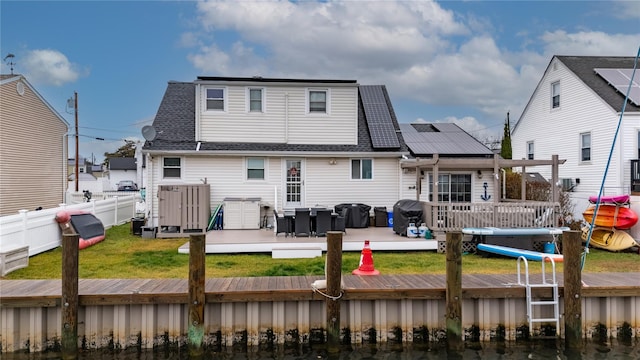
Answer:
(2, 272, 640, 306)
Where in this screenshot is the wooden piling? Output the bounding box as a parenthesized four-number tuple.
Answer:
(326, 231, 343, 352)
(563, 230, 583, 350)
(188, 234, 205, 358)
(61, 233, 79, 360)
(445, 231, 464, 352)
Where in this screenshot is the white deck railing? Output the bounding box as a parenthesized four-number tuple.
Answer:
(0, 194, 138, 257)
(424, 201, 561, 232)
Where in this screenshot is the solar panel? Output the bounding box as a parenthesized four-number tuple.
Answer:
(360, 86, 400, 148)
(594, 68, 640, 106)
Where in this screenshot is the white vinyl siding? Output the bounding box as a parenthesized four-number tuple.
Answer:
(198, 84, 358, 145)
(0, 78, 68, 215)
(146, 156, 402, 227)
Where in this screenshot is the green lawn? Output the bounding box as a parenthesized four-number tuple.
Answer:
(3, 223, 638, 279)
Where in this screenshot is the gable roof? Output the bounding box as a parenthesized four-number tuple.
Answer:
(1, 74, 70, 129)
(108, 157, 137, 170)
(399, 122, 493, 157)
(555, 56, 640, 113)
(143, 79, 408, 155)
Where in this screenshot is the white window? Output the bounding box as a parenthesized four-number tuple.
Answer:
(206, 88, 225, 111)
(527, 141, 534, 160)
(307, 89, 328, 114)
(163, 157, 181, 178)
(247, 88, 264, 112)
(551, 81, 560, 109)
(428, 174, 472, 202)
(247, 157, 265, 180)
(351, 159, 372, 180)
(580, 132, 591, 162)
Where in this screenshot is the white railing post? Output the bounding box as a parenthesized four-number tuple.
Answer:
(19, 209, 28, 247)
(114, 196, 119, 225)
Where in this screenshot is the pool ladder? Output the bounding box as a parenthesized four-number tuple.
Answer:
(516, 256, 560, 336)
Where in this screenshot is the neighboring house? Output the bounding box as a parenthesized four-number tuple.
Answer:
(142, 77, 412, 228)
(67, 157, 91, 176)
(511, 56, 640, 221)
(0, 74, 69, 215)
(108, 157, 138, 190)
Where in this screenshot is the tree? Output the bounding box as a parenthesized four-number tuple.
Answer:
(103, 140, 137, 166)
(500, 111, 512, 160)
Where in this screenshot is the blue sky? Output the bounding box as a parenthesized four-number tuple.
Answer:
(2, 1, 639, 162)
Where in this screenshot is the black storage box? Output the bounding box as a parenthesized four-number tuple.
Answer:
(374, 207, 388, 227)
(392, 200, 424, 236)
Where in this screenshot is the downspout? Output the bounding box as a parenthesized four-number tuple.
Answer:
(285, 93, 289, 143)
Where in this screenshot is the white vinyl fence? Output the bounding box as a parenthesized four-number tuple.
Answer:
(0, 195, 138, 257)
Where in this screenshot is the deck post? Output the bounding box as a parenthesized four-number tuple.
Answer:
(61, 233, 79, 360)
(445, 231, 464, 353)
(326, 231, 343, 352)
(563, 230, 583, 352)
(188, 234, 205, 358)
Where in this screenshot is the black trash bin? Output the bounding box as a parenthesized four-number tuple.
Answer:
(131, 217, 146, 235)
(392, 200, 424, 236)
(374, 207, 388, 227)
(334, 203, 371, 228)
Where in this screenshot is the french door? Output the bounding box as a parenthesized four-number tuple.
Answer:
(285, 159, 303, 208)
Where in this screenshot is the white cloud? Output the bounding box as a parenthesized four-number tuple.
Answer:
(541, 31, 640, 57)
(612, 1, 640, 19)
(23, 49, 84, 86)
(187, 0, 639, 137)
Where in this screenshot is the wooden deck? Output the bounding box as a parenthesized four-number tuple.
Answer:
(179, 227, 440, 255)
(2, 272, 639, 307)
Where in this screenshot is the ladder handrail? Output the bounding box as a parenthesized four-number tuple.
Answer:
(516, 255, 560, 336)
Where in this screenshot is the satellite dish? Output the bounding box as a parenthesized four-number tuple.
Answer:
(141, 125, 157, 141)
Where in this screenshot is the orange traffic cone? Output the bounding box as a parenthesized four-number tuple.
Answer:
(352, 240, 380, 275)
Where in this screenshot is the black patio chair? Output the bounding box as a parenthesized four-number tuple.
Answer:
(294, 208, 311, 237)
(273, 209, 288, 237)
(333, 208, 348, 234)
(315, 209, 332, 237)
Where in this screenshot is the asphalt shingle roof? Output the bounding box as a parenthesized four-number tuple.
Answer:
(143, 80, 408, 154)
(556, 56, 640, 113)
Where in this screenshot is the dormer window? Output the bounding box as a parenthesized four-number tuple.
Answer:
(247, 88, 264, 112)
(308, 89, 328, 114)
(206, 88, 225, 111)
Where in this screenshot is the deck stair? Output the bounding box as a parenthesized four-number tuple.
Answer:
(516, 255, 560, 336)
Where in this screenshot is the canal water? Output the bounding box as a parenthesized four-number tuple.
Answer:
(3, 339, 639, 360)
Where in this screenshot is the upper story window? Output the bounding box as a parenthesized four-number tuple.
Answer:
(527, 141, 534, 160)
(551, 81, 560, 109)
(308, 89, 328, 114)
(247, 88, 264, 112)
(206, 88, 225, 111)
(580, 132, 591, 162)
(247, 157, 265, 180)
(637, 130, 640, 158)
(163, 157, 181, 178)
(351, 159, 372, 180)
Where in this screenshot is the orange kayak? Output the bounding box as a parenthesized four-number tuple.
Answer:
(583, 205, 638, 229)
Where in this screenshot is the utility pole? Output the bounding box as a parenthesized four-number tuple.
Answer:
(73, 92, 79, 193)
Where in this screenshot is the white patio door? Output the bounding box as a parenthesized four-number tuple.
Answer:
(285, 159, 303, 208)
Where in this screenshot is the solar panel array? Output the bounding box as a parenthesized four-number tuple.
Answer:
(594, 68, 640, 106)
(359, 86, 400, 148)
